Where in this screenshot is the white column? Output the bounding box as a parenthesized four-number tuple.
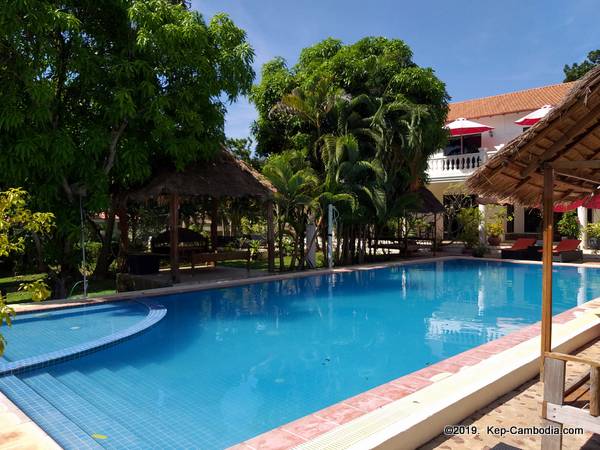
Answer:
(513, 206, 525, 234)
(478, 204, 486, 244)
(578, 206, 588, 249)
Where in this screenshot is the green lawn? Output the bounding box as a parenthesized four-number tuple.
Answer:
(2, 274, 116, 304)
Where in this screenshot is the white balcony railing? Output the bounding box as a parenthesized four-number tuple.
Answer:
(427, 148, 495, 182)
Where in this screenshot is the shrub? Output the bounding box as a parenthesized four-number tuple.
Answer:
(557, 212, 580, 239)
(457, 208, 483, 249)
(472, 243, 488, 258)
(586, 223, 600, 251)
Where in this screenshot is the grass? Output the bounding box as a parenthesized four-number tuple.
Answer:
(2, 274, 116, 305)
(220, 254, 327, 271)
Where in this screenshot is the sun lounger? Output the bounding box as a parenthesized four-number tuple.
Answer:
(500, 238, 537, 259)
(541, 352, 600, 449)
(538, 239, 582, 263)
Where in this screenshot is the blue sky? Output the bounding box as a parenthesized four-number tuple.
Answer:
(191, 0, 600, 140)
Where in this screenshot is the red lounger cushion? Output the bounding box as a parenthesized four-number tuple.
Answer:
(507, 238, 537, 251)
(537, 239, 582, 253)
(553, 239, 581, 253)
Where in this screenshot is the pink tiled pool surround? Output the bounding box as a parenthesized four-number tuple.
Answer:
(230, 299, 600, 450)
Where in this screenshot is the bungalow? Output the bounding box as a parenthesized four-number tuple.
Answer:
(426, 81, 599, 246)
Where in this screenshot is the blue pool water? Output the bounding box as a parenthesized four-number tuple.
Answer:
(2, 258, 600, 449)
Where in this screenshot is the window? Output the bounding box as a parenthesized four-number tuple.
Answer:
(442, 134, 482, 156)
(462, 134, 482, 154)
(443, 137, 462, 156)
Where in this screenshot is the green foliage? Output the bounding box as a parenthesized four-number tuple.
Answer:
(0, 1, 255, 284)
(485, 205, 511, 238)
(225, 137, 263, 169)
(0, 188, 54, 355)
(564, 50, 600, 82)
(586, 223, 600, 252)
(457, 208, 483, 249)
(586, 222, 600, 240)
(472, 243, 488, 258)
(262, 150, 319, 270)
(251, 37, 448, 157)
(254, 37, 448, 265)
(557, 212, 580, 239)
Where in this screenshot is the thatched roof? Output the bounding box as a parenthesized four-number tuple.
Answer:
(467, 65, 600, 207)
(416, 187, 445, 214)
(127, 146, 275, 202)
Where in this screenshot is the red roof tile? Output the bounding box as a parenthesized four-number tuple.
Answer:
(448, 82, 575, 121)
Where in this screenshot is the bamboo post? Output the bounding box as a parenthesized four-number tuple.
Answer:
(169, 194, 180, 283)
(541, 166, 554, 376)
(266, 201, 275, 272)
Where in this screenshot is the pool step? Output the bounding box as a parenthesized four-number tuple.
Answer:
(58, 370, 198, 449)
(22, 372, 151, 449)
(108, 365, 222, 445)
(0, 374, 102, 449)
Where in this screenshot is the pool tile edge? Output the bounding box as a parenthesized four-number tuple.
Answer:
(232, 297, 600, 450)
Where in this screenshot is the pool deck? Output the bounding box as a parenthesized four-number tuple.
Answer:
(421, 338, 600, 450)
(2, 255, 600, 449)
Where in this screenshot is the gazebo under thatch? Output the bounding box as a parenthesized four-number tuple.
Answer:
(467, 65, 600, 395)
(416, 187, 445, 214)
(126, 146, 276, 282)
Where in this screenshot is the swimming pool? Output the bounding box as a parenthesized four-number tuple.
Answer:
(1, 258, 599, 449)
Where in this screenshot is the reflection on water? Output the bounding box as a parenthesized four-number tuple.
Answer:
(14, 259, 600, 449)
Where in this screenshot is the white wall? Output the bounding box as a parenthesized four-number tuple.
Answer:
(477, 112, 531, 150)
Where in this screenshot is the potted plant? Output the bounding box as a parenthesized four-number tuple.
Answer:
(557, 211, 580, 239)
(484, 206, 511, 246)
(485, 221, 503, 246)
(586, 223, 600, 252)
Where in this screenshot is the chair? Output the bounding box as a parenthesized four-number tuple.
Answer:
(541, 352, 600, 449)
(500, 238, 537, 259)
(538, 239, 582, 263)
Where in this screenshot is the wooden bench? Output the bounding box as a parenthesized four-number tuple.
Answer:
(542, 351, 600, 449)
(190, 250, 251, 271)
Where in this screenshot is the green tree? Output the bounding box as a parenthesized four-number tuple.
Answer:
(224, 137, 263, 169)
(262, 150, 318, 270)
(255, 39, 448, 265)
(0, 1, 254, 292)
(0, 189, 55, 356)
(564, 50, 600, 82)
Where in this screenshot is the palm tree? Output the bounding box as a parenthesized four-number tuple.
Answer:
(262, 150, 318, 270)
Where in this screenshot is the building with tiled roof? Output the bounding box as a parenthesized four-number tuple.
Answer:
(448, 82, 575, 121)
(426, 80, 599, 243)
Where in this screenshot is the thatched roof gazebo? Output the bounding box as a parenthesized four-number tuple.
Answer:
(467, 65, 600, 390)
(126, 146, 276, 282)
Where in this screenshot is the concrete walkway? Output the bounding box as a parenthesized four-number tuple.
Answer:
(421, 339, 600, 450)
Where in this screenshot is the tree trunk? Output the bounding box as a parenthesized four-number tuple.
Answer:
(93, 208, 117, 279)
(32, 233, 47, 273)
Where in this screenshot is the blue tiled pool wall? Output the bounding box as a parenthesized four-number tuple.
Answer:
(0, 300, 166, 376)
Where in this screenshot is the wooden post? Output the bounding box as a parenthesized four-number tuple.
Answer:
(266, 200, 275, 272)
(541, 166, 554, 376)
(210, 197, 219, 251)
(169, 194, 180, 283)
(541, 357, 565, 450)
(591, 366, 600, 417)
